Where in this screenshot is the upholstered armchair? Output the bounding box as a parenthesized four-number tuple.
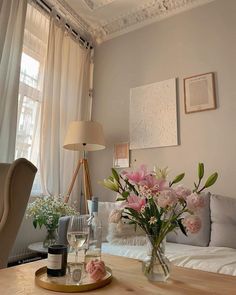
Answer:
(0, 158, 37, 269)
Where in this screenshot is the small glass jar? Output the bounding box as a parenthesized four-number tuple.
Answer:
(47, 244, 67, 277)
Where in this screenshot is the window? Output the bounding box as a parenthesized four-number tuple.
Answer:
(20, 53, 40, 89)
(15, 4, 49, 195)
(15, 95, 40, 159)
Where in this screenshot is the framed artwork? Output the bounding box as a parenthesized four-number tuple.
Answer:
(113, 142, 129, 168)
(184, 72, 216, 114)
(130, 78, 178, 150)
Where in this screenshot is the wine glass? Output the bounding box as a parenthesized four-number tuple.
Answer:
(67, 215, 89, 264)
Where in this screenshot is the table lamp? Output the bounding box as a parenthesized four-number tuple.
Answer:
(63, 121, 105, 206)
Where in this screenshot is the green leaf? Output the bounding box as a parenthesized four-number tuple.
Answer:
(128, 221, 136, 225)
(178, 219, 187, 236)
(122, 191, 129, 199)
(33, 219, 37, 229)
(111, 168, 119, 181)
(122, 215, 130, 219)
(171, 173, 185, 185)
(198, 163, 204, 180)
(38, 219, 43, 228)
(116, 197, 125, 201)
(204, 172, 218, 188)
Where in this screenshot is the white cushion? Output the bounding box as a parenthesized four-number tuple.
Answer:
(210, 194, 236, 248)
(102, 242, 236, 276)
(88, 199, 146, 244)
(167, 193, 211, 247)
(107, 222, 146, 245)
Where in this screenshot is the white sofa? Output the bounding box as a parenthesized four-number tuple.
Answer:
(102, 242, 236, 276)
(10, 191, 236, 275)
(89, 194, 236, 276)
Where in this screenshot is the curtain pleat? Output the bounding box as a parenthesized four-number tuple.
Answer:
(40, 19, 91, 207)
(15, 3, 49, 194)
(0, 0, 27, 162)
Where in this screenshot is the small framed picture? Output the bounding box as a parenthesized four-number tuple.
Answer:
(184, 72, 216, 114)
(113, 142, 130, 168)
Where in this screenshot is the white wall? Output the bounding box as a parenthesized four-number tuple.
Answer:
(90, 0, 236, 201)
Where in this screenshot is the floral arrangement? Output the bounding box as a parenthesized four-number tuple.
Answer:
(102, 163, 218, 281)
(26, 195, 76, 231)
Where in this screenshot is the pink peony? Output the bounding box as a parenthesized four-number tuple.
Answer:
(183, 215, 201, 233)
(125, 194, 146, 212)
(186, 192, 205, 211)
(157, 190, 177, 208)
(122, 165, 148, 184)
(86, 260, 106, 281)
(175, 185, 191, 200)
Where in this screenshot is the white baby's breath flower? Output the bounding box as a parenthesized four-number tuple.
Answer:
(26, 195, 77, 230)
(140, 206, 146, 214)
(149, 216, 157, 225)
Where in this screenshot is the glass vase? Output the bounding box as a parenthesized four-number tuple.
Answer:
(142, 235, 171, 282)
(43, 229, 58, 248)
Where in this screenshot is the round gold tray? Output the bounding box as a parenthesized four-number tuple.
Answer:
(35, 266, 112, 292)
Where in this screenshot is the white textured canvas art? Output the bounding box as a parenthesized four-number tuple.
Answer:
(130, 78, 178, 150)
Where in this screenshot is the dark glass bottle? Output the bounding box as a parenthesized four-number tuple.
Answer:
(47, 244, 67, 277)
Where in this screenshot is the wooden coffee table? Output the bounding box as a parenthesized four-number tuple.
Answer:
(0, 254, 235, 294)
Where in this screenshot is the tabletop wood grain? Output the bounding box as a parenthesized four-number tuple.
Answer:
(0, 254, 235, 295)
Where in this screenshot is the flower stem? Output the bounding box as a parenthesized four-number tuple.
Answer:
(145, 239, 170, 279)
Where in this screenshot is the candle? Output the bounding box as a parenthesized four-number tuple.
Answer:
(47, 244, 67, 277)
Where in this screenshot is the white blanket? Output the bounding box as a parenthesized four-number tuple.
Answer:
(102, 242, 236, 276)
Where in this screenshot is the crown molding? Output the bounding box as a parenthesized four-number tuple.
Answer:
(93, 0, 215, 44)
(55, 0, 216, 44)
(84, 0, 115, 10)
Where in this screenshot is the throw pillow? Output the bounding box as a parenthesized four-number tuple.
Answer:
(167, 193, 211, 247)
(88, 199, 147, 245)
(210, 194, 236, 248)
(107, 222, 147, 246)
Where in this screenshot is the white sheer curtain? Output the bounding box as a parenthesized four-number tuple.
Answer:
(40, 18, 92, 205)
(0, 0, 27, 162)
(15, 3, 49, 194)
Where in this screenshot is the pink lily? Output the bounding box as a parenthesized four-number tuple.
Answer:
(140, 175, 167, 194)
(122, 165, 148, 185)
(125, 194, 146, 212)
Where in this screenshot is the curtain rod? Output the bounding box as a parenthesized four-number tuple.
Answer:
(34, 0, 93, 49)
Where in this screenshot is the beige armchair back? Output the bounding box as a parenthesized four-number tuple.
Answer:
(0, 158, 37, 269)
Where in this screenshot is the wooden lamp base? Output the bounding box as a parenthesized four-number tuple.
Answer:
(64, 158, 92, 213)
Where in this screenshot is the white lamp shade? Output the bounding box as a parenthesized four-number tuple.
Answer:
(63, 121, 105, 151)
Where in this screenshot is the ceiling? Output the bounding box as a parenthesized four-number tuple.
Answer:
(56, 0, 214, 44)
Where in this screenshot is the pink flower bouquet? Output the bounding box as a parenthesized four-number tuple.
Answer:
(103, 163, 218, 239)
(102, 163, 218, 281)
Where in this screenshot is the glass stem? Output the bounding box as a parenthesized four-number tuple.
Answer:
(75, 250, 79, 264)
